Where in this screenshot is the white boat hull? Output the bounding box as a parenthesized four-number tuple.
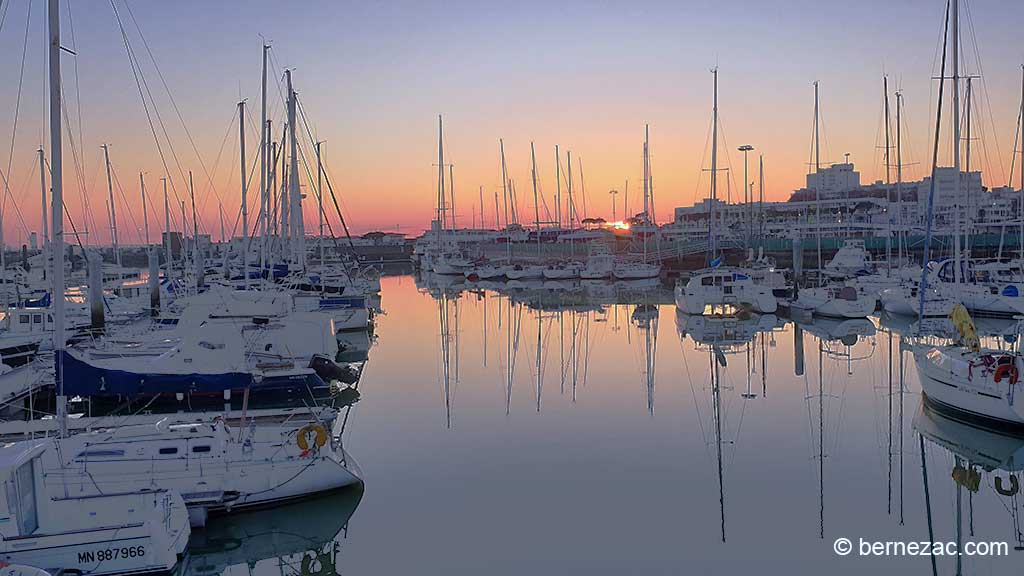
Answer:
(915, 345, 1024, 429)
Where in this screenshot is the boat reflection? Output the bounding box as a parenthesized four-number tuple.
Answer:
(915, 402, 1024, 554)
(176, 484, 363, 576)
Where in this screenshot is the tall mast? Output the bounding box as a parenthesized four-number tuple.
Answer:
(162, 178, 171, 282)
(48, 0, 67, 436)
(38, 148, 48, 281)
(259, 44, 269, 274)
(709, 68, 719, 261)
(965, 77, 972, 258)
(190, 171, 201, 289)
(102, 143, 121, 267)
(758, 154, 764, 240)
(896, 91, 904, 266)
(566, 150, 574, 227)
(555, 144, 561, 228)
(286, 70, 304, 271)
(952, 0, 962, 284)
(883, 76, 892, 275)
(1019, 65, 1024, 259)
(814, 81, 822, 279)
(140, 173, 149, 247)
(437, 116, 446, 249)
(499, 138, 510, 261)
(317, 141, 324, 265)
(531, 142, 541, 256)
(238, 100, 248, 287)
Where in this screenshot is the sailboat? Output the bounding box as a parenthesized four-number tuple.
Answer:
(913, 0, 1024, 431)
(674, 70, 776, 315)
(792, 82, 877, 318)
(0, 2, 191, 573)
(612, 126, 661, 280)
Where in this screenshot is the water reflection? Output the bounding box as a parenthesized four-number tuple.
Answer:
(340, 273, 1023, 574)
(178, 485, 362, 576)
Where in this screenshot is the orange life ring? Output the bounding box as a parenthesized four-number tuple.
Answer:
(994, 363, 1019, 385)
(297, 424, 328, 456)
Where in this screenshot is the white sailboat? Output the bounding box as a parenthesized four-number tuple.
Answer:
(612, 125, 661, 280)
(0, 4, 191, 572)
(674, 70, 775, 315)
(793, 82, 877, 318)
(912, 0, 1024, 432)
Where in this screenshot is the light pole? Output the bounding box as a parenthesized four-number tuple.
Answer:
(609, 189, 619, 222)
(739, 145, 754, 249)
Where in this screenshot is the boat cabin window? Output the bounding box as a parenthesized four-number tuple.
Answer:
(19, 315, 29, 324)
(701, 276, 714, 286)
(192, 445, 211, 453)
(76, 449, 125, 458)
(15, 460, 38, 535)
(32, 314, 41, 324)
(158, 447, 178, 455)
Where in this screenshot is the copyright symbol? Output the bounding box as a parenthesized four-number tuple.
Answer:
(834, 538, 852, 556)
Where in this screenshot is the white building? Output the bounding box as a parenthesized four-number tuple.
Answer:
(806, 163, 860, 199)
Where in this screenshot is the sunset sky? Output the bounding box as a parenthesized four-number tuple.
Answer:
(0, 0, 1023, 245)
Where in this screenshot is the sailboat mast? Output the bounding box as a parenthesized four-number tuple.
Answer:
(500, 138, 510, 261)
(239, 100, 248, 286)
(317, 141, 324, 265)
(952, 0, 962, 284)
(1019, 65, 1023, 259)
(38, 148, 48, 280)
(758, 154, 764, 240)
(162, 178, 171, 282)
(190, 172, 201, 289)
(710, 68, 719, 260)
(896, 91, 904, 266)
(438, 117, 446, 248)
(884, 76, 892, 275)
(102, 143, 121, 267)
(531, 142, 541, 256)
(567, 151, 574, 227)
(259, 44, 268, 273)
(141, 172, 149, 249)
(555, 144, 561, 229)
(48, 0, 67, 437)
(814, 81, 822, 278)
(286, 70, 304, 271)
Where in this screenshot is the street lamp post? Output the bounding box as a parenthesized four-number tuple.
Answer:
(609, 189, 619, 223)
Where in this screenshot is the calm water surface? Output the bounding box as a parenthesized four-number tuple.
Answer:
(192, 275, 1024, 575)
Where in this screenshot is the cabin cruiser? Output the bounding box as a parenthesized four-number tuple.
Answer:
(0, 438, 189, 574)
(879, 284, 958, 317)
(674, 268, 777, 315)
